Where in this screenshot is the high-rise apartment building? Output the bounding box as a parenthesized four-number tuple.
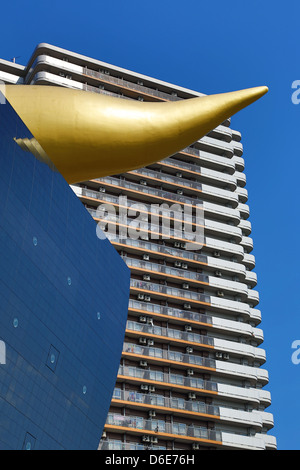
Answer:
(0, 43, 277, 451)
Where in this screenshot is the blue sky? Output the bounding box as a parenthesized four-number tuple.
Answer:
(1, 0, 299, 450)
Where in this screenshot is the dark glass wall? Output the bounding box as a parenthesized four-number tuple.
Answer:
(0, 95, 130, 450)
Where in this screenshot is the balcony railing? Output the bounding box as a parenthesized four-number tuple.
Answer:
(128, 299, 213, 325)
(131, 166, 235, 190)
(162, 154, 234, 174)
(130, 168, 204, 192)
(105, 413, 222, 442)
(123, 342, 216, 369)
(130, 278, 211, 304)
(93, 174, 238, 207)
(126, 320, 214, 347)
(89, 192, 204, 226)
(118, 365, 218, 393)
(89, 176, 202, 207)
(110, 236, 209, 264)
(109, 237, 245, 278)
(83, 66, 183, 102)
(112, 388, 220, 416)
(125, 258, 209, 284)
(99, 440, 166, 450)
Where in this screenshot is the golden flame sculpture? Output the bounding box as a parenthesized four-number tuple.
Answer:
(1, 84, 268, 183)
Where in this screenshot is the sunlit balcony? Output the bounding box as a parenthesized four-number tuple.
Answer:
(105, 412, 222, 444)
(232, 156, 245, 172)
(111, 387, 220, 418)
(117, 365, 271, 406)
(124, 257, 248, 297)
(99, 440, 166, 450)
(117, 365, 218, 394)
(128, 299, 264, 344)
(126, 320, 214, 348)
(128, 299, 212, 326)
(160, 150, 236, 175)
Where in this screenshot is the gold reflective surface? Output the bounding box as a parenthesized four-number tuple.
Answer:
(1, 85, 268, 183)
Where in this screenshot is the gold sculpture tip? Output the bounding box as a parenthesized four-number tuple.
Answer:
(0, 84, 268, 183)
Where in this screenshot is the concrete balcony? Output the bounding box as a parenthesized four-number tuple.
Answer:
(209, 296, 250, 318)
(117, 364, 271, 408)
(205, 236, 244, 260)
(238, 203, 250, 219)
(214, 360, 269, 384)
(128, 299, 264, 345)
(235, 171, 247, 188)
(203, 201, 240, 225)
(95, 171, 239, 208)
(232, 155, 245, 172)
(130, 279, 211, 308)
(109, 234, 247, 280)
(243, 253, 256, 269)
(89, 207, 245, 261)
(199, 166, 237, 190)
(231, 129, 242, 142)
(117, 364, 218, 394)
(210, 317, 264, 344)
(126, 320, 265, 365)
(247, 289, 260, 306)
(105, 412, 222, 445)
(249, 308, 262, 325)
(161, 151, 236, 175)
(111, 387, 271, 431)
(128, 299, 213, 327)
(99, 440, 166, 450)
(124, 257, 248, 297)
(219, 407, 263, 430)
(258, 389, 272, 407)
(126, 320, 214, 349)
(241, 236, 253, 253)
(104, 235, 246, 279)
(201, 183, 239, 207)
(78, 181, 240, 226)
(214, 338, 266, 364)
(259, 411, 275, 429)
(122, 343, 269, 384)
(217, 383, 267, 405)
(206, 256, 246, 278)
(220, 432, 266, 450)
(245, 270, 258, 287)
(131, 165, 236, 193)
(236, 186, 248, 203)
(239, 219, 252, 235)
(255, 433, 277, 450)
(0, 70, 24, 84)
(112, 387, 220, 419)
(197, 135, 234, 158)
(208, 276, 248, 298)
(123, 342, 216, 371)
(232, 140, 243, 157)
(205, 218, 242, 242)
